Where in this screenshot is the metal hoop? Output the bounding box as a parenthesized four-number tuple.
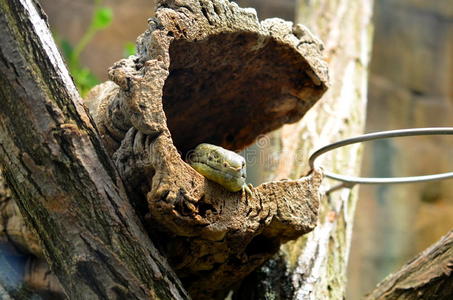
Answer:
(309, 127, 453, 185)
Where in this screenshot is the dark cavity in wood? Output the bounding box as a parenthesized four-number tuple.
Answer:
(84, 0, 329, 298)
(164, 31, 326, 155)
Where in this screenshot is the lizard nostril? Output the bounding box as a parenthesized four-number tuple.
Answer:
(225, 134, 234, 144)
(223, 162, 228, 167)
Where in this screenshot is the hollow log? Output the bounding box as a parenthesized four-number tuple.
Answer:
(85, 0, 329, 298)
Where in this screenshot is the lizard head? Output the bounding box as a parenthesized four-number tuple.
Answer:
(187, 143, 247, 192)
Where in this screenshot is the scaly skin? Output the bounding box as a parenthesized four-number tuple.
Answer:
(188, 143, 253, 196)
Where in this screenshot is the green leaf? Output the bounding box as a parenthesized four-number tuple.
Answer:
(72, 67, 100, 96)
(123, 42, 136, 57)
(60, 39, 74, 61)
(93, 7, 113, 30)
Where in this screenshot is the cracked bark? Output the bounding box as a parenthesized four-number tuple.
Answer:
(1, 168, 62, 298)
(1, 0, 329, 298)
(0, 0, 188, 299)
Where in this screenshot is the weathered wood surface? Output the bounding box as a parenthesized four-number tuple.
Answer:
(0, 170, 42, 257)
(367, 230, 453, 300)
(1, 0, 330, 298)
(87, 0, 329, 156)
(0, 0, 189, 299)
(84, 0, 329, 298)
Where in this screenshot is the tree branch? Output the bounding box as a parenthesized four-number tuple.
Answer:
(367, 230, 453, 299)
(0, 0, 188, 299)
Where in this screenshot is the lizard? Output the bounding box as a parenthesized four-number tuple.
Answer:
(188, 143, 253, 196)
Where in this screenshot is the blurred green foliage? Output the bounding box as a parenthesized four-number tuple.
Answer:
(56, 0, 136, 97)
(57, 0, 113, 96)
(123, 42, 136, 58)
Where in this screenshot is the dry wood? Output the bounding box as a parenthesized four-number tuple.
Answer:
(0, 0, 332, 298)
(0, 170, 63, 298)
(83, 0, 329, 298)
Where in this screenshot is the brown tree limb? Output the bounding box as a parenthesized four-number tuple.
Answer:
(0, 0, 188, 299)
(367, 230, 453, 300)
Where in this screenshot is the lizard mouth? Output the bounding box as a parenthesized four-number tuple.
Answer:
(188, 158, 243, 179)
(190, 161, 245, 182)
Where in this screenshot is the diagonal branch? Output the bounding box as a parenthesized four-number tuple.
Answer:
(0, 0, 189, 299)
(367, 230, 453, 299)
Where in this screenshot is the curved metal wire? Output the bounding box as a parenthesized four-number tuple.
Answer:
(309, 127, 453, 185)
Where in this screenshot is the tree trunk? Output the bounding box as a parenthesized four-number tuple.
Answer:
(0, 0, 188, 299)
(235, 0, 374, 299)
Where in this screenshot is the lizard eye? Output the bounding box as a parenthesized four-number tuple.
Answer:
(242, 162, 245, 167)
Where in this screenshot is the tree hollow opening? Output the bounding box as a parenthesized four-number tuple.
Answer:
(162, 31, 326, 157)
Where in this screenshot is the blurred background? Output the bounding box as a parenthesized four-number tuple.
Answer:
(3, 0, 453, 298)
(347, 0, 453, 298)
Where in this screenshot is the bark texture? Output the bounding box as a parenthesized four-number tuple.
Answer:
(0, 0, 188, 299)
(84, 1, 329, 298)
(0, 170, 41, 257)
(1, 169, 63, 298)
(367, 230, 453, 299)
(87, 0, 329, 156)
(235, 0, 373, 299)
(1, 0, 330, 298)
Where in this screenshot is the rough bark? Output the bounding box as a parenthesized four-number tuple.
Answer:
(1, 0, 330, 298)
(0, 0, 188, 299)
(87, 1, 329, 156)
(235, 0, 373, 299)
(1, 169, 63, 298)
(84, 1, 330, 298)
(0, 170, 42, 257)
(367, 230, 453, 300)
